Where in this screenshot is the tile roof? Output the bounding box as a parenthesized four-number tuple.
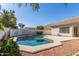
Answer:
(52, 16, 79, 27)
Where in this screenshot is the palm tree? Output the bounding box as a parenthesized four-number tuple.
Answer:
(0, 3, 40, 12)
(0, 22, 4, 30)
(0, 9, 17, 28)
(18, 23, 25, 29)
(16, 3, 68, 11)
(64, 3, 68, 7)
(0, 3, 68, 11)
(17, 3, 40, 11)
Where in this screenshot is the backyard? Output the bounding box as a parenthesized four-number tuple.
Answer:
(0, 3, 79, 56)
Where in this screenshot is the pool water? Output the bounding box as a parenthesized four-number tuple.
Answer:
(17, 35, 51, 46)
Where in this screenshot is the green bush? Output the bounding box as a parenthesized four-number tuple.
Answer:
(36, 31, 43, 35)
(36, 26, 44, 30)
(0, 38, 20, 56)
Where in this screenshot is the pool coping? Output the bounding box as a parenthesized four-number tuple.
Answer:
(19, 41, 62, 53)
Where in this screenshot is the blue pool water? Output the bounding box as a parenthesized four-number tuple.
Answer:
(17, 35, 50, 46)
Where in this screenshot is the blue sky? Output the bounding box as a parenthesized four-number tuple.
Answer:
(1, 3, 79, 27)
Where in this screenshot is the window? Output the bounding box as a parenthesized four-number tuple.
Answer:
(59, 27, 70, 33)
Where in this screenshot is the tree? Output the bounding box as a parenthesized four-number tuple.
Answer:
(0, 9, 17, 28)
(18, 23, 25, 29)
(0, 19, 20, 56)
(0, 22, 4, 30)
(64, 3, 68, 7)
(36, 26, 44, 30)
(0, 3, 68, 12)
(0, 3, 40, 12)
(36, 26, 44, 35)
(16, 3, 40, 11)
(30, 3, 39, 11)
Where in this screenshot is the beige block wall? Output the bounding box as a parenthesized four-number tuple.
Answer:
(43, 30, 51, 35)
(43, 25, 52, 35)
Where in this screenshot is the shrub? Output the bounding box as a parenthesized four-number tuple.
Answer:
(36, 26, 44, 30)
(0, 38, 20, 56)
(36, 31, 43, 35)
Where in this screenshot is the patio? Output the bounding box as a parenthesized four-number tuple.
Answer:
(44, 35, 79, 42)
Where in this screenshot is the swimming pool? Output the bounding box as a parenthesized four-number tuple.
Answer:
(17, 35, 53, 46)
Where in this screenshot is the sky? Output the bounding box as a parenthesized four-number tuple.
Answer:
(1, 3, 79, 27)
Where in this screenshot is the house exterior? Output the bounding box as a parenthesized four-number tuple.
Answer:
(51, 17, 79, 37)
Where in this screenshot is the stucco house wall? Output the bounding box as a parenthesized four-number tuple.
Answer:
(51, 26, 74, 37)
(51, 28, 59, 35)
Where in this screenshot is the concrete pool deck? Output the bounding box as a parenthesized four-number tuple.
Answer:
(44, 35, 79, 42)
(18, 35, 79, 54)
(20, 39, 79, 56)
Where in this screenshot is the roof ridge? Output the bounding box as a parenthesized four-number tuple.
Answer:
(55, 16, 79, 24)
(51, 16, 79, 26)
